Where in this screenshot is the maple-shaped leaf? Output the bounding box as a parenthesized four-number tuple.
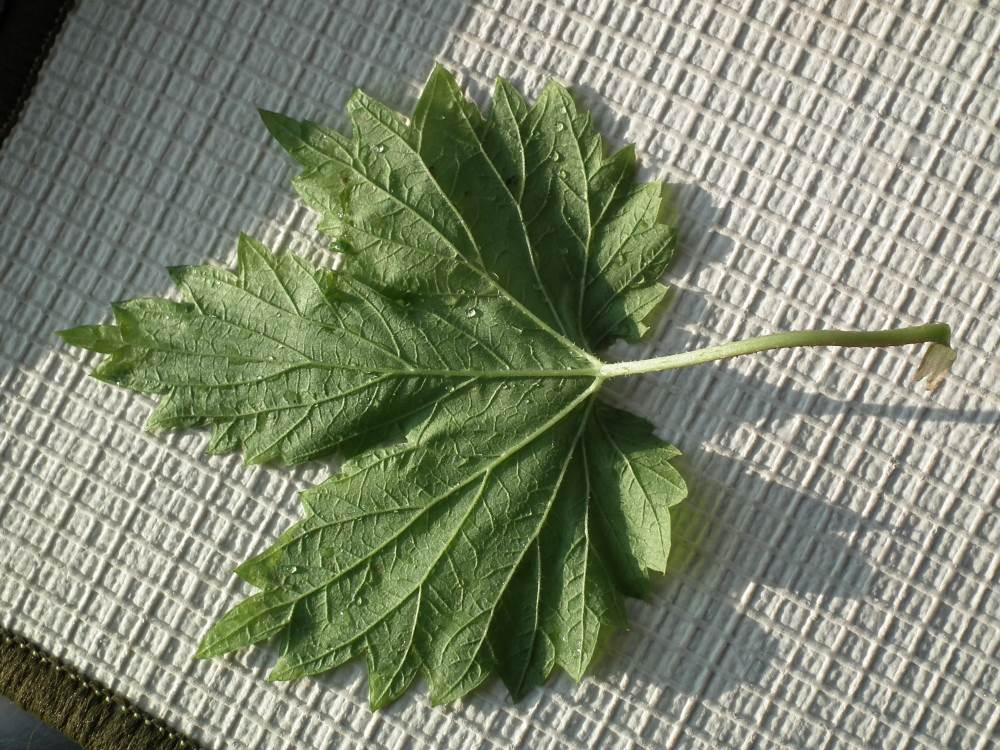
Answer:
(56, 64, 691, 706)
(59, 62, 957, 707)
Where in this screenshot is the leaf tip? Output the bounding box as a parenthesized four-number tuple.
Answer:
(107, 299, 129, 316)
(57, 325, 122, 353)
(256, 106, 280, 122)
(491, 76, 523, 107)
(241, 447, 271, 467)
(193, 628, 225, 660)
(235, 233, 264, 264)
(346, 87, 369, 112)
(258, 108, 296, 138)
(265, 663, 294, 682)
(368, 687, 396, 712)
(506, 686, 532, 704)
(165, 264, 191, 286)
(232, 558, 261, 584)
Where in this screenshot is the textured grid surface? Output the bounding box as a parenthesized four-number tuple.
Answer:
(1, 0, 998, 747)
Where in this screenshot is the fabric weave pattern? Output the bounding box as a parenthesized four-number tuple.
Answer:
(0, 1, 997, 747)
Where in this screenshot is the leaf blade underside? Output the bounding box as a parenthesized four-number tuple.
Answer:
(61, 64, 686, 706)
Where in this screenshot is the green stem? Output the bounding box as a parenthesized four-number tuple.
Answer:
(599, 322, 951, 378)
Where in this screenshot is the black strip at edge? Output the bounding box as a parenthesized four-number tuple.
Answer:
(1, 628, 201, 750)
(0, 0, 77, 147)
(1, 3, 204, 747)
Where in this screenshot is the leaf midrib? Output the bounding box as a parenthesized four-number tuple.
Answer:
(422, 73, 574, 345)
(438, 397, 596, 699)
(274, 379, 601, 675)
(169, 271, 601, 379)
(343, 96, 599, 367)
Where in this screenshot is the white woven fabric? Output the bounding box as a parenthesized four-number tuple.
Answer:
(1, 1, 998, 747)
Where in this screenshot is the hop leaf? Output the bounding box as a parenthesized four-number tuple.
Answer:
(60, 65, 686, 706)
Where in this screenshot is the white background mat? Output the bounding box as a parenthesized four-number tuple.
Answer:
(1, 1, 998, 747)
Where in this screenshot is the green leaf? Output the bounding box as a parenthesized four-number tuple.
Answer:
(59, 64, 686, 706)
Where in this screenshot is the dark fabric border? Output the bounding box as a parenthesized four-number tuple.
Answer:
(0, 0, 76, 147)
(0, 628, 200, 750)
(1, 4, 204, 747)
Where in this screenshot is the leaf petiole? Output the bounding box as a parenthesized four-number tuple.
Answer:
(599, 322, 954, 388)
